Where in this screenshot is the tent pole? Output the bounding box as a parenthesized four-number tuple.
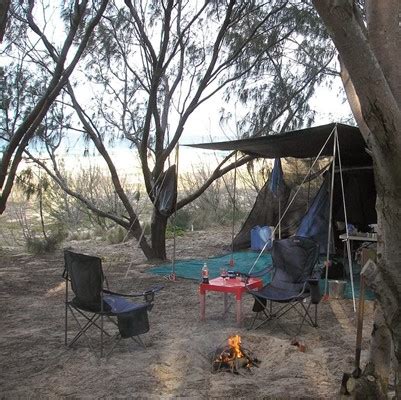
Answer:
(169, 144, 180, 281)
(248, 126, 337, 275)
(335, 132, 356, 311)
(278, 197, 281, 239)
(324, 127, 338, 298)
(230, 151, 238, 267)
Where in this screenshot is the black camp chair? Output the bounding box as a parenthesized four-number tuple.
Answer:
(63, 250, 163, 357)
(246, 236, 321, 336)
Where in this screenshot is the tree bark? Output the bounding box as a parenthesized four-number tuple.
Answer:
(312, 1, 401, 397)
(150, 209, 168, 260)
(0, 0, 10, 43)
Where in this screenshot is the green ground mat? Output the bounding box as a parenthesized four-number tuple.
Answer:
(149, 251, 271, 281)
(149, 252, 375, 300)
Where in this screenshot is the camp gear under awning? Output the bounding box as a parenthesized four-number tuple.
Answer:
(187, 123, 371, 167)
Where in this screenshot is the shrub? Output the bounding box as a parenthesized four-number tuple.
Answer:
(26, 230, 66, 254)
(106, 226, 126, 244)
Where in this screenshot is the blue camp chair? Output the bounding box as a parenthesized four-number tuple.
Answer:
(246, 236, 321, 336)
(63, 250, 163, 357)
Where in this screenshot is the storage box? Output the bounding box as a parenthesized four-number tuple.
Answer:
(329, 280, 347, 299)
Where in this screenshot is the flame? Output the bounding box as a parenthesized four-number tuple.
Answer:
(228, 335, 243, 359)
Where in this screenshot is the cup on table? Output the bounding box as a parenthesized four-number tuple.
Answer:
(220, 267, 228, 279)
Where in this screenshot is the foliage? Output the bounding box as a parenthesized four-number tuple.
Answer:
(2, 0, 338, 260)
(0, 0, 109, 214)
(25, 229, 66, 255)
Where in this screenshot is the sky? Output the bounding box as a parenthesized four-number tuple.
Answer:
(1, 1, 354, 182)
(56, 77, 353, 182)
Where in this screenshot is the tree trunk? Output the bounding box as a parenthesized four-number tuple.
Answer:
(127, 216, 156, 260)
(311, 1, 401, 397)
(150, 208, 168, 261)
(375, 173, 401, 397)
(0, 0, 10, 43)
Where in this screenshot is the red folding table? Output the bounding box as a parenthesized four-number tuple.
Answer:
(199, 276, 263, 326)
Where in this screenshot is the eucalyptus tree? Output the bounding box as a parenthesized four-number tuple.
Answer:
(28, 0, 335, 260)
(313, 1, 401, 397)
(0, 0, 109, 214)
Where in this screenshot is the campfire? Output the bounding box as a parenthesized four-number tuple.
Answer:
(211, 335, 260, 374)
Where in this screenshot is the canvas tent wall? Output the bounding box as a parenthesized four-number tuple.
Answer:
(187, 123, 376, 252)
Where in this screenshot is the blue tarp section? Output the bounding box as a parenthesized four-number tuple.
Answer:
(149, 251, 272, 282)
(296, 173, 330, 253)
(268, 158, 284, 195)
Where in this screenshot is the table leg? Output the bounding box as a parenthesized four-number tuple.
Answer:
(223, 293, 228, 318)
(236, 298, 243, 326)
(200, 292, 206, 321)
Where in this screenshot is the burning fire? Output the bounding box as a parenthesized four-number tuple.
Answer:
(228, 335, 244, 359)
(212, 334, 260, 373)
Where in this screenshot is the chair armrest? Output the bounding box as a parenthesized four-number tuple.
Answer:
(103, 285, 164, 299)
(239, 264, 274, 280)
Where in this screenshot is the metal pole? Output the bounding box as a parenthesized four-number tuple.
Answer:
(230, 151, 238, 267)
(171, 144, 180, 281)
(278, 197, 281, 239)
(324, 126, 338, 297)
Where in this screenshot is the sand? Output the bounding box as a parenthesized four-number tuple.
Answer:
(0, 228, 374, 399)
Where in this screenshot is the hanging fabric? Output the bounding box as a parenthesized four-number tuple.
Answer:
(154, 165, 177, 216)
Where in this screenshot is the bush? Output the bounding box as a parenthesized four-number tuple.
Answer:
(105, 226, 126, 244)
(165, 226, 185, 239)
(170, 209, 192, 230)
(26, 230, 66, 254)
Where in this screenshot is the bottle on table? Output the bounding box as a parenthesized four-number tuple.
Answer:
(202, 262, 209, 284)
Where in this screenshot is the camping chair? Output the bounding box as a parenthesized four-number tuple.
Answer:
(246, 236, 321, 337)
(63, 250, 163, 357)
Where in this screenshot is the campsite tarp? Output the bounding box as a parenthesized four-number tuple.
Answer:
(187, 122, 376, 235)
(187, 123, 371, 168)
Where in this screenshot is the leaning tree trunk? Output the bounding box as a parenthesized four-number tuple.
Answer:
(311, 2, 401, 396)
(374, 165, 401, 396)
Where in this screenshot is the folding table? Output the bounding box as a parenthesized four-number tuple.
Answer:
(199, 276, 263, 326)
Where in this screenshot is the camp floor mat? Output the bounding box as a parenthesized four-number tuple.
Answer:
(149, 251, 272, 282)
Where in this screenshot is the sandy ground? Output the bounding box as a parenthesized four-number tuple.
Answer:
(0, 228, 374, 399)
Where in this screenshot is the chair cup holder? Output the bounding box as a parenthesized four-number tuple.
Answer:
(117, 306, 150, 338)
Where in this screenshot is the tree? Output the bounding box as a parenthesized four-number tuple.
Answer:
(0, 0, 11, 43)
(312, 1, 401, 397)
(23, 0, 335, 260)
(0, 0, 109, 214)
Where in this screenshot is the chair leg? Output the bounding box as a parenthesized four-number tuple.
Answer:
(131, 335, 146, 349)
(65, 301, 68, 346)
(65, 276, 69, 346)
(105, 334, 122, 358)
(249, 297, 319, 337)
(248, 312, 259, 330)
(101, 314, 104, 358)
(68, 308, 99, 350)
(314, 303, 318, 327)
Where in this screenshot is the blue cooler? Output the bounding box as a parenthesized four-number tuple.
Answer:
(251, 226, 273, 251)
